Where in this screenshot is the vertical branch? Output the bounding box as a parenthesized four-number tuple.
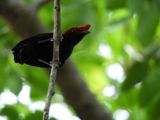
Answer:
(43, 0, 61, 120)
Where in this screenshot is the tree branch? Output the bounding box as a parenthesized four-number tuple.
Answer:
(33, 0, 53, 12)
(57, 61, 113, 120)
(43, 0, 61, 120)
(0, 0, 113, 120)
(0, 0, 46, 38)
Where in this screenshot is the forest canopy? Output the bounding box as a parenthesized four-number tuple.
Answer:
(0, 0, 160, 120)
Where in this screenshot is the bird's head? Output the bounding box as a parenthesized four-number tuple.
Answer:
(63, 24, 90, 45)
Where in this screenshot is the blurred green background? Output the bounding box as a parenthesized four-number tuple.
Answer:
(0, 0, 160, 120)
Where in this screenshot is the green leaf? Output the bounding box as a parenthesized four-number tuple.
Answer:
(106, 0, 127, 10)
(127, 0, 145, 14)
(0, 105, 19, 120)
(122, 61, 148, 91)
(147, 95, 160, 120)
(137, 3, 160, 46)
(24, 111, 43, 120)
(139, 67, 160, 106)
(6, 77, 23, 95)
(22, 66, 49, 100)
(0, 48, 23, 95)
(30, 86, 45, 100)
(38, 4, 53, 30)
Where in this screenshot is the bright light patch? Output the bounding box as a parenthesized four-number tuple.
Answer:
(17, 85, 80, 119)
(54, 94, 64, 102)
(29, 102, 80, 120)
(30, 101, 45, 111)
(0, 116, 7, 120)
(103, 85, 116, 97)
(135, 82, 142, 88)
(98, 44, 112, 58)
(124, 44, 142, 61)
(0, 90, 17, 105)
(0, 85, 80, 120)
(113, 109, 129, 120)
(108, 12, 113, 20)
(18, 85, 31, 105)
(50, 103, 80, 120)
(133, 13, 137, 19)
(106, 63, 124, 82)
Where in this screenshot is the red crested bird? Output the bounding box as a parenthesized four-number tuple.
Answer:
(12, 24, 90, 68)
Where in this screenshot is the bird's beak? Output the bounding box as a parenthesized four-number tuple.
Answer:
(77, 24, 90, 31)
(77, 24, 91, 35)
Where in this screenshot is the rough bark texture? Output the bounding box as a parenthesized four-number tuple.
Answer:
(58, 61, 113, 120)
(0, 0, 113, 120)
(43, 0, 61, 119)
(0, 0, 46, 37)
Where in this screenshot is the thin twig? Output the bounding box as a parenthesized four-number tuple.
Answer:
(43, 0, 61, 120)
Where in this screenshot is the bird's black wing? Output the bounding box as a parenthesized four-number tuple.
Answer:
(12, 33, 53, 68)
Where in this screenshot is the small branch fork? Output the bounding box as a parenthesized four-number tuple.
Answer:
(43, 0, 61, 120)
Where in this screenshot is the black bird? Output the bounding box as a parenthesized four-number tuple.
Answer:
(12, 24, 90, 68)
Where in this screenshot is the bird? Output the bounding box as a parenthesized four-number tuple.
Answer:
(12, 24, 90, 68)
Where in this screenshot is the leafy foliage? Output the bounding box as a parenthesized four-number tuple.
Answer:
(0, 0, 160, 120)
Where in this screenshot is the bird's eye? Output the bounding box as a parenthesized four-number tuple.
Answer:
(71, 29, 77, 33)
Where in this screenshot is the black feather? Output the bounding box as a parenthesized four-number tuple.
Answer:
(12, 29, 89, 68)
